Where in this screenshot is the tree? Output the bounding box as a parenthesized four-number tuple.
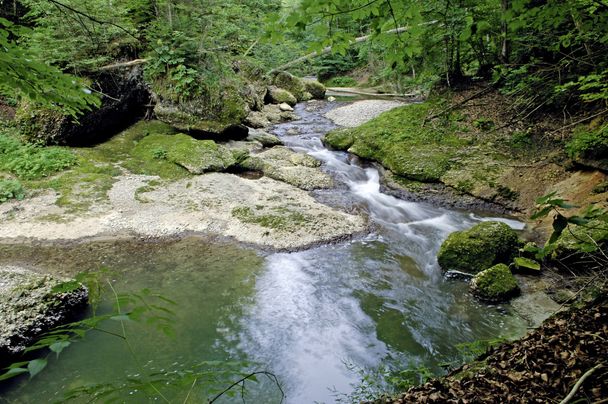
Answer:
(0, 17, 99, 117)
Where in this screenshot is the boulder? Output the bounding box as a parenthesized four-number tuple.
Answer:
(279, 103, 294, 112)
(132, 133, 236, 174)
(0, 266, 88, 359)
(244, 111, 270, 129)
(272, 71, 307, 101)
(16, 68, 150, 146)
(261, 104, 300, 124)
(247, 129, 283, 147)
(470, 263, 520, 303)
(153, 84, 250, 139)
(266, 86, 297, 106)
(239, 146, 333, 190)
(304, 79, 327, 99)
(437, 221, 519, 273)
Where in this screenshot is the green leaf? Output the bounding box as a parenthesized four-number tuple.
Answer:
(49, 341, 71, 358)
(27, 359, 47, 379)
(0, 367, 28, 381)
(513, 257, 541, 271)
(531, 206, 552, 220)
(110, 314, 131, 322)
(548, 214, 568, 244)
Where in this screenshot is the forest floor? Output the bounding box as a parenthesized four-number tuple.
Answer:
(373, 289, 608, 403)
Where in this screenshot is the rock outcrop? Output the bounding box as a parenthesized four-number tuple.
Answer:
(0, 266, 88, 360)
(16, 67, 150, 146)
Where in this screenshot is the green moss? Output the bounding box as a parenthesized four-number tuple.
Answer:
(324, 129, 354, 150)
(471, 263, 520, 302)
(332, 101, 467, 182)
(592, 180, 608, 194)
(21, 120, 182, 211)
(323, 76, 358, 87)
(304, 80, 326, 99)
(566, 124, 608, 160)
(267, 87, 297, 106)
(134, 179, 161, 203)
(272, 71, 306, 101)
(131, 133, 235, 175)
(437, 221, 519, 273)
(231, 206, 308, 230)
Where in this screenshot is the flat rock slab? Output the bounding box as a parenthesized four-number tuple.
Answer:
(0, 173, 366, 250)
(0, 266, 88, 359)
(325, 100, 404, 127)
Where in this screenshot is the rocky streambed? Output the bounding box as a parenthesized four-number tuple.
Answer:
(0, 98, 567, 402)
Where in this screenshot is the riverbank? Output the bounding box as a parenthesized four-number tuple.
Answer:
(372, 289, 607, 403)
(323, 85, 608, 240)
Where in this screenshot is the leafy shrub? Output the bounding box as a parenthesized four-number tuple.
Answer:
(0, 133, 77, 180)
(566, 125, 608, 160)
(324, 76, 358, 87)
(0, 179, 25, 202)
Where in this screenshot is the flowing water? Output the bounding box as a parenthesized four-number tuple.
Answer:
(0, 101, 529, 403)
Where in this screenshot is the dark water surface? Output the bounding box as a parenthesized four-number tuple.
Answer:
(0, 102, 528, 403)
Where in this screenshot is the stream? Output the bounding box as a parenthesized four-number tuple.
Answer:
(0, 101, 529, 403)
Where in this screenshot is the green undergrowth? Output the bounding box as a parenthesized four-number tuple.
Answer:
(5, 120, 194, 211)
(324, 76, 358, 87)
(0, 127, 76, 180)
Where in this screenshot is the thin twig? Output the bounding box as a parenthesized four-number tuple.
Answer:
(559, 363, 603, 404)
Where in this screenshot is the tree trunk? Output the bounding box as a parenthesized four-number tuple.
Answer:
(500, 0, 511, 63)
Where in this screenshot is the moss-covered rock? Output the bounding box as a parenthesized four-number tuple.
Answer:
(0, 266, 88, 359)
(239, 146, 333, 190)
(470, 263, 520, 303)
(132, 133, 236, 174)
(266, 86, 298, 106)
(153, 81, 250, 138)
(304, 80, 326, 100)
(437, 221, 519, 273)
(244, 111, 270, 128)
(246, 129, 283, 147)
(324, 128, 355, 150)
(272, 71, 307, 101)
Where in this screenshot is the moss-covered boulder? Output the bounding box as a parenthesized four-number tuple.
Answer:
(132, 133, 236, 174)
(470, 264, 520, 303)
(437, 221, 519, 273)
(266, 86, 298, 106)
(324, 129, 355, 150)
(272, 71, 307, 101)
(304, 80, 326, 100)
(153, 80, 250, 138)
(0, 266, 88, 359)
(244, 111, 270, 128)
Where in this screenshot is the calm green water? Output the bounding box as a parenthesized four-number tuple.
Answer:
(0, 102, 529, 403)
(0, 235, 526, 403)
